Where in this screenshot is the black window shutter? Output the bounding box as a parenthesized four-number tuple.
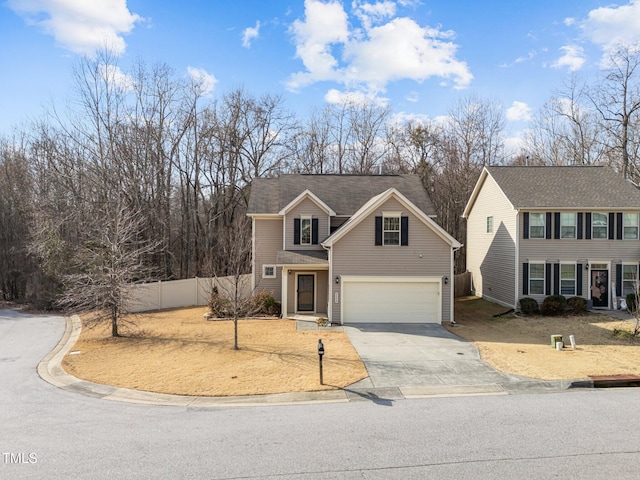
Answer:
(617, 212, 623, 240)
(545, 263, 552, 295)
(553, 263, 560, 295)
(545, 212, 552, 239)
(522, 263, 529, 295)
(523, 212, 529, 239)
(311, 218, 319, 244)
(554, 212, 560, 239)
(293, 218, 301, 245)
(577, 213, 583, 240)
(375, 216, 382, 245)
(401, 216, 409, 246)
(608, 213, 615, 239)
(577, 264, 583, 296)
(616, 264, 623, 297)
(585, 213, 592, 240)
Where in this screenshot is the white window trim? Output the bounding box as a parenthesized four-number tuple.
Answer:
(560, 213, 577, 239)
(529, 212, 545, 239)
(300, 215, 312, 245)
(382, 212, 401, 246)
(486, 216, 493, 233)
(262, 264, 276, 279)
(592, 212, 608, 240)
(623, 213, 639, 240)
(622, 263, 639, 297)
(560, 262, 577, 297)
(529, 262, 545, 295)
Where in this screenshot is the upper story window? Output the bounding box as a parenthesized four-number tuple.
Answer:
(383, 215, 400, 245)
(300, 216, 312, 245)
(529, 213, 545, 239)
(624, 213, 639, 240)
(486, 216, 493, 233)
(592, 212, 608, 239)
(560, 213, 576, 239)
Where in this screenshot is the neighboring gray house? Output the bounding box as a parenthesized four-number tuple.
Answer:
(463, 165, 640, 310)
(247, 174, 461, 324)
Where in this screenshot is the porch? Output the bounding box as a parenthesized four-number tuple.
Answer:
(277, 250, 329, 318)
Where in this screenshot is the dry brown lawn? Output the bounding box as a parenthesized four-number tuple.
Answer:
(447, 296, 640, 380)
(62, 307, 367, 397)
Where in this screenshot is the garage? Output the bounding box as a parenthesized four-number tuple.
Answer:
(341, 276, 441, 324)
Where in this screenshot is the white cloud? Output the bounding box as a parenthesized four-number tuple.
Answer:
(7, 0, 141, 56)
(552, 45, 585, 72)
(406, 91, 419, 103)
(242, 21, 261, 48)
(324, 88, 389, 106)
(287, 0, 472, 98)
(506, 101, 532, 122)
(564, 17, 576, 27)
(580, 0, 640, 52)
(187, 67, 218, 97)
(100, 64, 134, 91)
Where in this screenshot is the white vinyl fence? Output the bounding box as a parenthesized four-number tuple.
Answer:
(124, 275, 252, 313)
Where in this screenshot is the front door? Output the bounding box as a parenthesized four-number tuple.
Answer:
(591, 270, 609, 308)
(297, 274, 315, 312)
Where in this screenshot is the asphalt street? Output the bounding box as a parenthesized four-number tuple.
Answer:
(3, 309, 640, 479)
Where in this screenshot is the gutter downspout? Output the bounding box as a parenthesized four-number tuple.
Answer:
(451, 244, 463, 324)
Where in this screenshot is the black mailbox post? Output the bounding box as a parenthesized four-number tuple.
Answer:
(318, 339, 324, 385)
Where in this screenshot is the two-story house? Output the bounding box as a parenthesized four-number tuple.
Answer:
(247, 174, 461, 324)
(463, 165, 640, 310)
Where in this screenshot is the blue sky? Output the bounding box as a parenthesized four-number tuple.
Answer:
(2, 0, 640, 151)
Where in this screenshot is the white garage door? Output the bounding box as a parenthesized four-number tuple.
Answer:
(342, 277, 440, 323)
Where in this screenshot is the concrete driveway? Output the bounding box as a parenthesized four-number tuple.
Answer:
(343, 323, 569, 396)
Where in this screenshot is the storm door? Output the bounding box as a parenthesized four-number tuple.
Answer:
(590, 269, 609, 308)
(297, 274, 315, 312)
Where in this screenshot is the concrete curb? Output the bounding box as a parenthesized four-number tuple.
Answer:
(37, 315, 587, 407)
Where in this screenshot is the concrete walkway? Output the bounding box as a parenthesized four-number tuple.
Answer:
(37, 315, 583, 407)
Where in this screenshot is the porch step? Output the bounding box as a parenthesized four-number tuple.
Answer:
(589, 374, 640, 388)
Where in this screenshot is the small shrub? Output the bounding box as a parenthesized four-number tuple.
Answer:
(519, 297, 539, 315)
(249, 290, 281, 316)
(543, 295, 567, 308)
(540, 300, 564, 316)
(208, 289, 232, 318)
(567, 296, 587, 315)
(627, 293, 637, 313)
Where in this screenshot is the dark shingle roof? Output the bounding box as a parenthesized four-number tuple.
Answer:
(487, 165, 640, 209)
(247, 174, 435, 215)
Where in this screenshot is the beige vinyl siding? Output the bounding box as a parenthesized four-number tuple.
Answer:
(330, 197, 452, 323)
(254, 218, 283, 300)
(284, 198, 330, 250)
(466, 175, 517, 307)
(519, 211, 640, 303)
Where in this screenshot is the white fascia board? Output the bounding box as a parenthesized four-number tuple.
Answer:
(278, 189, 336, 216)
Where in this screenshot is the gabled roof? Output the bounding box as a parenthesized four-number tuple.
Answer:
(464, 165, 640, 217)
(277, 189, 336, 216)
(247, 174, 436, 216)
(322, 188, 461, 249)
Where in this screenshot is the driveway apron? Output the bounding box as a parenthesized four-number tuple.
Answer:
(343, 323, 528, 390)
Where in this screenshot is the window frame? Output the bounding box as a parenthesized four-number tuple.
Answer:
(623, 264, 639, 297)
(383, 214, 401, 246)
(486, 216, 493, 234)
(529, 212, 545, 239)
(592, 212, 608, 240)
(300, 216, 312, 245)
(262, 264, 276, 279)
(623, 213, 639, 240)
(560, 263, 576, 296)
(529, 262, 545, 295)
(560, 213, 577, 239)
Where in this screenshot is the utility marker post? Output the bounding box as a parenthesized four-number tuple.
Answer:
(317, 338, 325, 385)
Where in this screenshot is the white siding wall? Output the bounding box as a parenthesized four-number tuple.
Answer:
(330, 197, 452, 323)
(466, 175, 518, 307)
